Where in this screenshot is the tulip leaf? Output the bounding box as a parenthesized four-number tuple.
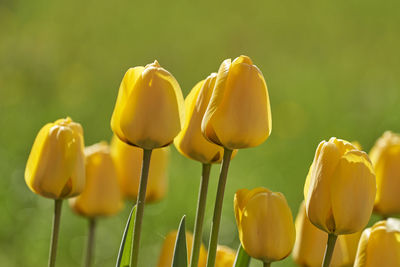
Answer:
(172, 215, 187, 267)
(116, 205, 136, 267)
(233, 244, 251, 267)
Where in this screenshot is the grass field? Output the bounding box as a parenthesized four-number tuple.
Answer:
(0, 0, 399, 266)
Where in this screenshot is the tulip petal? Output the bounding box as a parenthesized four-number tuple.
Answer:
(330, 150, 376, 234)
(306, 141, 340, 232)
(111, 67, 144, 143)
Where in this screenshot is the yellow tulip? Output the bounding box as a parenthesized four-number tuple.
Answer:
(369, 131, 400, 215)
(157, 230, 207, 267)
(216, 245, 236, 267)
(293, 201, 347, 267)
(111, 60, 185, 149)
(201, 55, 272, 150)
(354, 218, 400, 267)
(175, 73, 236, 163)
(304, 137, 376, 234)
(110, 135, 169, 202)
(69, 142, 123, 217)
(25, 117, 85, 199)
(234, 187, 295, 263)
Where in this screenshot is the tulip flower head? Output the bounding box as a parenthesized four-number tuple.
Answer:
(69, 142, 123, 217)
(354, 218, 400, 267)
(369, 131, 400, 215)
(111, 60, 185, 149)
(216, 245, 236, 267)
(157, 230, 207, 267)
(110, 135, 169, 202)
(293, 201, 347, 267)
(304, 137, 376, 235)
(25, 117, 85, 199)
(234, 187, 295, 263)
(201, 55, 272, 150)
(175, 73, 235, 163)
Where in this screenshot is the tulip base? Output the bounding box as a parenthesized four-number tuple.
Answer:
(130, 148, 153, 267)
(85, 218, 96, 267)
(190, 163, 211, 267)
(48, 199, 63, 267)
(206, 148, 233, 267)
(322, 233, 338, 267)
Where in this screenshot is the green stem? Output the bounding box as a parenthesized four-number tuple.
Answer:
(190, 163, 212, 267)
(206, 148, 233, 267)
(48, 199, 63, 267)
(322, 233, 338, 267)
(85, 218, 96, 267)
(263, 262, 271, 267)
(130, 148, 153, 267)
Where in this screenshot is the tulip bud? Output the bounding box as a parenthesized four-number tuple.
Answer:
(304, 137, 376, 235)
(69, 142, 123, 217)
(175, 73, 236, 163)
(234, 187, 295, 263)
(369, 131, 400, 215)
(216, 245, 236, 267)
(157, 230, 207, 267)
(354, 218, 400, 267)
(110, 135, 169, 202)
(25, 117, 85, 199)
(293, 201, 347, 267)
(111, 60, 185, 149)
(201, 55, 272, 149)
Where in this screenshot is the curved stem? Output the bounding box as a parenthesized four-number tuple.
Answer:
(206, 148, 233, 267)
(130, 148, 153, 267)
(190, 163, 211, 267)
(263, 262, 271, 267)
(85, 218, 96, 267)
(48, 199, 63, 267)
(322, 233, 338, 267)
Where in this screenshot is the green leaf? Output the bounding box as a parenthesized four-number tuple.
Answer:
(116, 205, 136, 267)
(172, 215, 187, 267)
(233, 244, 251, 267)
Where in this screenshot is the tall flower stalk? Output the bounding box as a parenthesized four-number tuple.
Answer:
(201, 56, 272, 266)
(110, 60, 184, 266)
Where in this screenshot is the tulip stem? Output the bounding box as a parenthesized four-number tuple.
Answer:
(190, 163, 212, 267)
(322, 233, 338, 267)
(48, 199, 63, 267)
(206, 148, 233, 267)
(85, 218, 96, 267)
(130, 148, 153, 267)
(263, 262, 271, 267)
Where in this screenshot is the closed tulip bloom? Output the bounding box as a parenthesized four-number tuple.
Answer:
(110, 135, 169, 202)
(369, 131, 400, 215)
(293, 201, 347, 267)
(234, 187, 295, 263)
(175, 73, 232, 163)
(111, 60, 184, 149)
(304, 137, 376, 234)
(69, 142, 123, 217)
(354, 218, 400, 267)
(215, 245, 236, 267)
(25, 117, 85, 199)
(157, 231, 207, 267)
(201, 55, 272, 150)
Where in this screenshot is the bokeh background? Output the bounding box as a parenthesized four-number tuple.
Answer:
(1, 0, 399, 266)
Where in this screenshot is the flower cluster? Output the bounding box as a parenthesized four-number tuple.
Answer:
(24, 56, 400, 267)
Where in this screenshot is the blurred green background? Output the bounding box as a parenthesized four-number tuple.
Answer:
(1, 0, 399, 266)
